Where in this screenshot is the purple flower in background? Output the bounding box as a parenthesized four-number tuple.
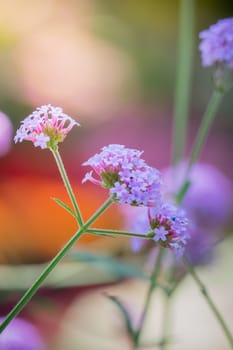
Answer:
(163, 162, 233, 229)
(0, 317, 45, 350)
(185, 227, 218, 265)
(163, 162, 233, 264)
(0, 111, 13, 157)
(83, 144, 162, 206)
(199, 18, 233, 68)
(14, 104, 79, 150)
(125, 206, 150, 252)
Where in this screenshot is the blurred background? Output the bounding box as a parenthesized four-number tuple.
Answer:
(0, 0, 233, 349)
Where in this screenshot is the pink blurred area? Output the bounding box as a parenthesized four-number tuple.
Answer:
(0, 0, 135, 121)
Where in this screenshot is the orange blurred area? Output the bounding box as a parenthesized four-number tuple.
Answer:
(0, 177, 124, 264)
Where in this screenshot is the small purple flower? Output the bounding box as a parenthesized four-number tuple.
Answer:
(199, 18, 233, 68)
(0, 317, 45, 350)
(149, 203, 190, 257)
(154, 226, 169, 242)
(0, 111, 13, 157)
(82, 144, 162, 206)
(14, 104, 80, 150)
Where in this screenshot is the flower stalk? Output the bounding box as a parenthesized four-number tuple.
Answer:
(186, 89, 223, 175)
(176, 89, 223, 203)
(52, 149, 83, 226)
(134, 248, 165, 348)
(172, 0, 195, 165)
(86, 228, 155, 239)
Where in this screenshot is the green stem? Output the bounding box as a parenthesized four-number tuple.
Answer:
(172, 0, 195, 165)
(0, 197, 113, 333)
(160, 295, 171, 350)
(52, 149, 83, 227)
(86, 228, 154, 240)
(175, 179, 191, 205)
(186, 89, 223, 175)
(159, 254, 177, 349)
(183, 257, 233, 349)
(134, 248, 165, 348)
(175, 90, 223, 204)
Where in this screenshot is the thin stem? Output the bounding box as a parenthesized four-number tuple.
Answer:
(175, 90, 223, 204)
(160, 254, 177, 349)
(0, 197, 113, 333)
(186, 89, 223, 175)
(172, 0, 195, 165)
(52, 149, 83, 227)
(86, 228, 154, 240)
(160, 296, 171, 350)
(183, 257, 233, 349)
(134, 248, 165, 348)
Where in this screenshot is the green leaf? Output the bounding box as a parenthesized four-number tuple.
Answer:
(51, 197, 76, 217)
(104, 293, 135, 338)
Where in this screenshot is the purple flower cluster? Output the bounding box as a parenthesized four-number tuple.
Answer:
(83, 144, 162, 206)
(150, 204, 189, 257)
(14, 104, 79, 150)
(126, 203, 190, 258)
(199, 18, 233, 68)
(83, 144, 191, 257)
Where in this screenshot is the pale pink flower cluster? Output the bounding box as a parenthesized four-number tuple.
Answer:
(14, 104, 79, 150)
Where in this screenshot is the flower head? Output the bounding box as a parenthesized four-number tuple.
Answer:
(14, 104, 80, 150)
(123, 203, 190, 258)
(199, 18, 233, 68)
(82, 144, 162, 206)
(0, 111, 13, 157)
(149, 203, 190, 257)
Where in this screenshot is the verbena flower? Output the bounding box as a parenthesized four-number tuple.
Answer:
(82, 144, 162, 206)
(14, 104, 80, 150)
(0, 111, 13, 157)
(124, 203, 190, 258)
(199, 18, 233, 68)
(0, 317, 45, 350)
(149, 203, 190, 257)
